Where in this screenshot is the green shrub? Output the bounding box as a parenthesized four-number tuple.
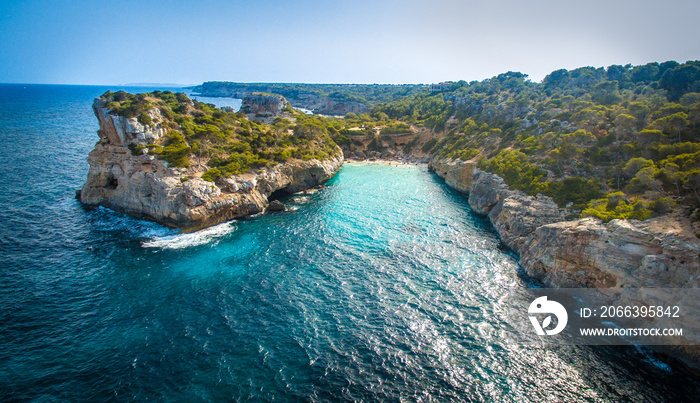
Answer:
(648, 197, 675, 214)
(128, 144, 146, 156)
(274, 149, 292, 162)
(581, 192, 652, 222)
(160, 133, 191, 167)
(138, 112, 152, 126)
(147, 144, 163, 155)
(547, 176, 604, 208)
(458, 148, 479, 161)
(380, 122, 411, 135)
(201, 168, 222, 182)
(160, 148, 190, 167)
(333, 135, 352, 146)
(479, 149, 549, 195)
(339, 128, 373, 137)
(422, 138, 438, 153)
(210, 152, 270, 176)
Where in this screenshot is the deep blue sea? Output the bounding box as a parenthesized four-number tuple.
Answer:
(0, 84, 698, 402)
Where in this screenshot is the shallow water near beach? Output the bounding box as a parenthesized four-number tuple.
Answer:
(0, 84, 698, 401)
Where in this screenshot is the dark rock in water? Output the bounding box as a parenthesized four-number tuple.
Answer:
(267, 200, 286, 212)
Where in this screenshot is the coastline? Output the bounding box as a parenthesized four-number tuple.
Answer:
(429, 156, 700, 370)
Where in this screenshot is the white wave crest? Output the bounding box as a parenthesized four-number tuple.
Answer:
(142, 222, 236, 249)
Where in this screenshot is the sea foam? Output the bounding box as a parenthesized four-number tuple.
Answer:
(142, 222, 236, 249)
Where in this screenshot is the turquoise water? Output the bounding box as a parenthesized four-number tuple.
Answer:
(0, 84, 698, 401)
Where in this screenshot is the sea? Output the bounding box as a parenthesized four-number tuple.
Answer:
(0, 83, 698, 402)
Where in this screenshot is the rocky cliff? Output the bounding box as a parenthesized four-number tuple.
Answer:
(240, 94, 286, 116)
(91, 98, 167, 146)
(80, 98, 343, 231)
(429, 156, 700, 289)
(312, 97, 369, 116)
(427, 158, 476, 194)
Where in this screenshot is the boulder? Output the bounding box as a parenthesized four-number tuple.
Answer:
(267, 200, 286, 212)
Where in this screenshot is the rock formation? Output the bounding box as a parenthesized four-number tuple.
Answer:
(312, 97, 369, 116)
(520, 218, 700, 288)
(429, 156, 700, 289)
(240, 94, 286, 116)
(427, 158, 476, 194)
(267, 200, 287, 212)
(91, 98, 167, 146)
(80, 99, 343, 231)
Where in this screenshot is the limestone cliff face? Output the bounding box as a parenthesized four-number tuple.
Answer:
(240, 94, 286, 116)
(427, 159, 476, 194)
(487, 192, 563, 255)
(91, 99, 167, 146)
(468, 170, 511, 215)
(519, 218, 700, 288)
(80, 99, 343, 231)
(429, 156, 700, 289)
(313, 97, 369, 116)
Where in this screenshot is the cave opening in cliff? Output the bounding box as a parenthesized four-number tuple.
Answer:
(268, 188, 292, 202)
(107, 177, 118, 189)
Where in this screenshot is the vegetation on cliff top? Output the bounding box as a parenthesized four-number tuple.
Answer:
(368, 61, 700, 221)
(101, 90, 341, 176)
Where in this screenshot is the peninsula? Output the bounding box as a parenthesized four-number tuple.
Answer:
(78, 90, 342, 231)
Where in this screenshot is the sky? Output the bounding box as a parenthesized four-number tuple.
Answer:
(1, 0, 699, 85)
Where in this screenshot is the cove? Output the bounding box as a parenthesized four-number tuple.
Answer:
(3, 152, 698, 400)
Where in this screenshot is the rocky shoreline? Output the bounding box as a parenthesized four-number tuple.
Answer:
(429, 157, 700, 369)
(429, 157, 700, 288)
(79, 98, 343, 232)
